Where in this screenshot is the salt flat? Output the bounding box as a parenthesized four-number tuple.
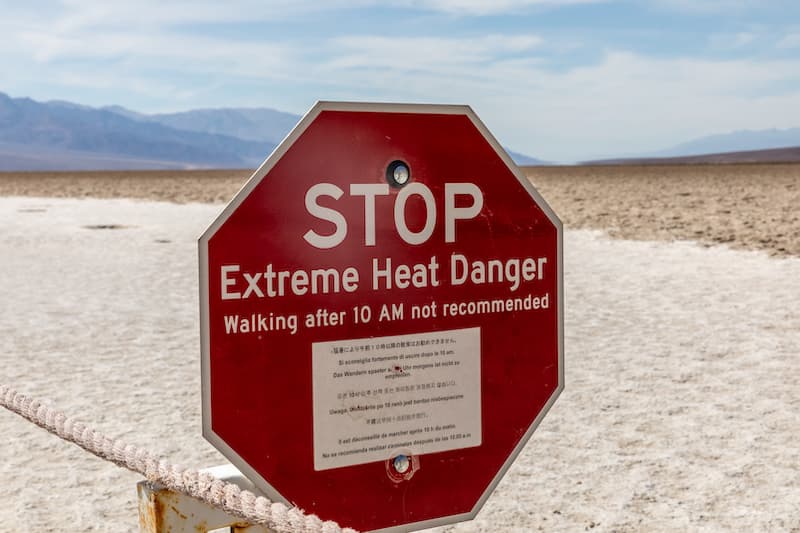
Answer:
(1, 197, 798, 532)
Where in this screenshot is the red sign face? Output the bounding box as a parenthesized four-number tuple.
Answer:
(200, 102, 563, 532)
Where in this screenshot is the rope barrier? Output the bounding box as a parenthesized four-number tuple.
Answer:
(0, 384, 358, 533)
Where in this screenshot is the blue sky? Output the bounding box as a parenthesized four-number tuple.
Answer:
(2, 0, 800, 161)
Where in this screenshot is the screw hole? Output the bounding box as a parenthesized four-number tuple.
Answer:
(386, 160, 411, 188)
(393, 454, 410, 474)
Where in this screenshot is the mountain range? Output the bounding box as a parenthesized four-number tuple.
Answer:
(1, 91, 798, 170)
(0, 92, 545, 171)
(585, 128, 800, 165)
(0, 92, 281, 171)
(652, 128, 800, 158)
(584, 146, 800, 165)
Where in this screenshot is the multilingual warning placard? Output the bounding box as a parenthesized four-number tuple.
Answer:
(312, 327, 481, 470)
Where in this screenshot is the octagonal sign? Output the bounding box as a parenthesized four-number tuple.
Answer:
(200, 102, 563, 532)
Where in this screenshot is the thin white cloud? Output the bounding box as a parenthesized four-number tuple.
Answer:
(0, 3, 308, 107)
(326, 34, 542, 72)
(709, 32, 756, 49)
(17, 27, 294, 72)
(777, 33, 800, 49)
(400, 0, 606, 15)
(52, 0, 368, 27)
(22, 0, 604, 30)
(650, 0, 762, 13)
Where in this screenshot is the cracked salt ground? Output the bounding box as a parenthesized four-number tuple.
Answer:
(1, 197, 799, 532)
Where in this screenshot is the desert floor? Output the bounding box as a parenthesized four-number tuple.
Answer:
(524, 164, 800, 258)
(1, 163, 798, 256)
(0, 164, 798, 532)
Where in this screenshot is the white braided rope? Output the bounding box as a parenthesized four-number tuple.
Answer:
(0, 384, 358, 533)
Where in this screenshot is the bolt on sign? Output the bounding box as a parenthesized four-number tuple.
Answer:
(199, 102, 563, 532)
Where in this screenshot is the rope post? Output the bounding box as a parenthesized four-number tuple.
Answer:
(138, 465, 274, 532)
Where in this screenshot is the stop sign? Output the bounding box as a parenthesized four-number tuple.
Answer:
(200, 102, 563, 531)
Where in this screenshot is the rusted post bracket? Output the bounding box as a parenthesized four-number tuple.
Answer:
(137, 465, 275, 533)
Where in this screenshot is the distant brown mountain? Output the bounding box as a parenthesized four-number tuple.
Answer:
(0, 91, 544, 171)
(0, 92, 273, 171)
(584, 145, 800, 165)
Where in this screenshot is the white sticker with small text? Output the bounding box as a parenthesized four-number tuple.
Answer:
(312, 327, 482, 470)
